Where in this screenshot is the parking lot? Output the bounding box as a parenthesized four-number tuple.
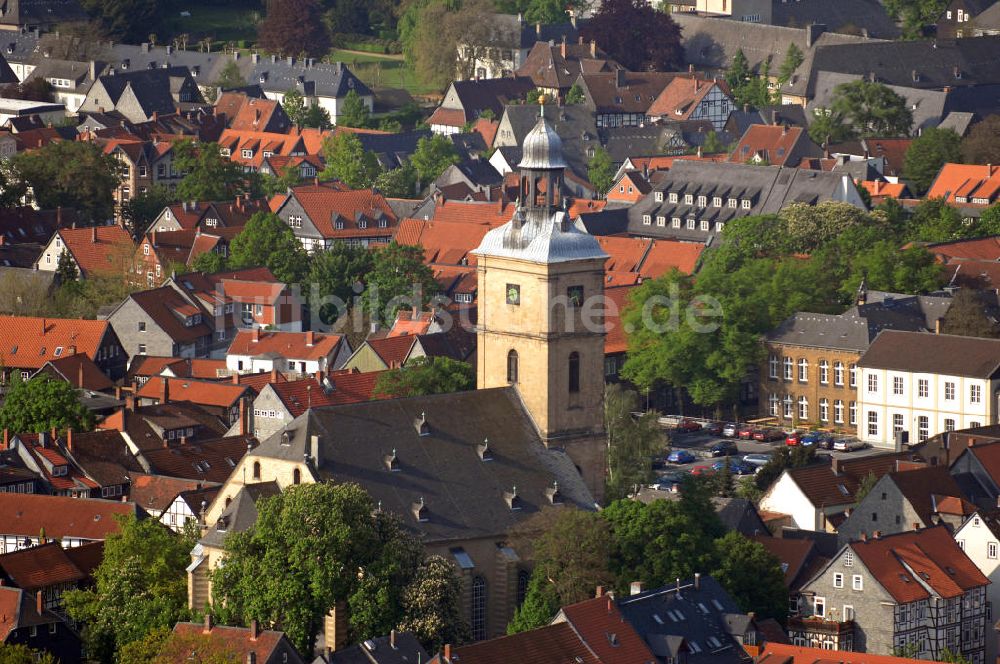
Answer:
(652, 417, 882, 485)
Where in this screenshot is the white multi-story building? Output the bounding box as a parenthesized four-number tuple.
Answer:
(954, 512, 1000, 664)
(857, 331, 1000, 449)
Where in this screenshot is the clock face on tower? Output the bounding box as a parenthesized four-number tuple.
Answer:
(506, 283, 521, 305)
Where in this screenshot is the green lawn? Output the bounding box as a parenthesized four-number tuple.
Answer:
(160, 6, 261, 44)
(328, 49, 439, 98)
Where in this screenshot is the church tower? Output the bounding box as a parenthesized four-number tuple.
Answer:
(472, 107, 608, 499)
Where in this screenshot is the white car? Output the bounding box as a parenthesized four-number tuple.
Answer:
(833, 439, 867, 452)
(722, 423, 739, 437)
(742, 453, 772, 467)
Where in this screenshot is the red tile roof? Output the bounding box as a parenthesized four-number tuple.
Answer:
(927, 163, 1000, 206)
(640, 240, 704, 277)
(784, 454, 912, 508)
(473, 118, 499, 146)
(427, 107, 469, 129)
(269, 371, 386, 418)
(649, 76, 730, 120)
(757, 642, 933, 664)
(127, 473, 212, 513)
(280, 185, 397, 239)
(38, 353, 113, 391)
(752, 535, 814, 586)
(229, 97, 288, 133)
(0, 587, 55, 641)
(227, 330, 344, 362)
(56, 225, 134, 278)
(558, 594, 658, 664)
(395, 218, 495, 266)
(126, 286, 214, 344)
(604, 286, 635, 355)
(434, 622, 600, 664)
(730, 124, 811, 166)
(169, 622, 290, 663)
(0, 316, 111, 370)
(366, 335, 417, 368)
(0, 493, 135, 540)
(425, 199, 518, 226)
(0, 540, 101, 590)
(860, 180, 906, 201)
(15, 433, 99, 492)
(851, 526, 987, 603)
(142, 436, 255, 483)
(137, 377, 250, 408)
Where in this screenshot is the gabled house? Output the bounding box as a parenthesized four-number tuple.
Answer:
(134, 228, 239, 285)
(108, 285, 214, 359)
(647, 74, 734, 132)
(35, 351, 114, 393)
(729, 124, 823, 167)
(515, 38, 620, 101)
(157, 484, 220, 534)
(836, 466, 976, 545)
(953, 511, 1000, 663)
(140, 434, 256, 484)
(926, 163, 1000, 209)
(79, 66, 205, 123)
(225, 329, 351, 376)
(103, 400, 230, 454)
(428, 77, 535, 135)
(104, 138, 181, 220)
(9, 431, 101, 498)
(150, 197, 267, 232)
(0, 586, 81, 664)
(0, 315, 126, 383)
(493, 103, 598, 178)
(341, 331, 471, 372)
(35, 225, 134, 279)
(455, 13, 584, 81)
(576, 70, 677, 129)
(758, 453, 918, 531)
(937, 0, 995, 38)
(20, 57, 90, 112)
(0, 540, 102, 613)
(258, 154, 322, 182)
(248, 55, 372, 124)
(950, 440, 1000, 510)
(271, 184, 398, 250)
(792, 526, 988, 660)
(224, 94, 291, 134)
(166, 619, 305, 664)
(135, 376, 252, 428)
(0, 492, 136, 553)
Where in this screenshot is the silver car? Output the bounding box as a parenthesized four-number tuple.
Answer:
(742, 453, 772, 467)
(833, 438, 867, 452)
(722, 423, 739, 437)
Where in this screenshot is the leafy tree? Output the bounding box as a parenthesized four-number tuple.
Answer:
(63, 515, 192, 662)
(115, 626, 171, 663)
(807, 108, 854, 146)
(839, 241, 944, 302)
(605, 384, 664, 501)
(587, 147, 615, 197)
(830, 80, 913, 138)
(940, 648, 973, 664)
(80, 0, 161, 42)
(0, 644, 56, 664)
(508, 509, 613, 633)
(321, 132, 381, 189)
(191, 251, 228, 274)
(701, 131, 727, 155)
(338, 90, 371, 129)
(979, 203, 1000, 236)
(121, 185, 176, 240)
(754, 445, 816, 492)
(152, 629, 241, 663)
(409, 0, 501, 88)
(854, 471, 879, 505)
(565, 83, 585, 105)
(397, 555, 470, 652)
(729, 56, 776, 110)
(302, 104, 333, 130)
(0, 374, 94, 434)
(941, 288, 1000, 338)
(411, 134, 460, 185)
(525, 0, 568, 23)
(0, 78, 54, 102)
(282, 89, 308, 127)
(211, 483, 443, 654)
(905, 198, 970, 242)
(173, 141, 247, 202)
(961, 115, 1000, 165)
(0, 160, 25, 209)
(581, 0, 683, 72)
(261, 166, 303, 198)
(374, 356, 475, 398)
(724, 50, 751, 95)
(374, 163, 418, 198)
(257, 0, 331, 58)
(228, 211, 308, 284)
(903, 127, 962, 195)
(883, 0, 948, 38)
(778, 42, 804, 84)
(55, 249, 79, 284)
(12, 141, 119, 223)
(306, 240, 374, 322)
(215, 61, 246, 91)
(363, 242, 439, 326)
(602, 484, 723, 592)
(711, 531, 787, 623)
(715, 455, 736, 498)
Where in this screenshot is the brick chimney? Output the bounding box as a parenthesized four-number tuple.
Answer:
(232, 372, 240, 385)
(444, 645, 451, 662)
(66, 428, 73, 452)
(203, 613, 213, 633)
(560, 34, 567, 59)
(78, 361, 85, 388)
(305, 331, 314, 347)
(91, 226, 97, 243)
(40, 318, 46, 335)
(590, 40, 596, 57)
(161, 377, 169, 403)
(250, 619, 258, 641)
(239, 399, 248, 437)
(252, 327, 260, 343)
(1, 429, 7, 450)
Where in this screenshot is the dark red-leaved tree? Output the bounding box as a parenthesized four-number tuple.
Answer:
(581, 0, 683, 72)
(257, 0, 331, 58)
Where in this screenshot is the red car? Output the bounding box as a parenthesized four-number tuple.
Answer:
(690, 465, 715, 476)
(786, 431, 805, 446)
(704, 421, 724, 436)
(676, 419, 702, 433)
(738, 426, 756, 440)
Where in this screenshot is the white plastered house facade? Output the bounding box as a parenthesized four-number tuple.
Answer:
(954, 512, 1000, 664)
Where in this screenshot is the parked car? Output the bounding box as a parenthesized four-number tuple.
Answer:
(649, 471, 689, 491)
(816, 434, 836, 450)
(833, 438, 868, 452)
(710, 440, 738, 457)
(676, 419, 702, 433)
(742, 453, 772, 468)
(800, 432, 822, 446)
(667, 449, 697, 464)
(785, 431, 807, 446)
(690, 464, 716, 476)
(722, 423, 739, 438)
(704, 421, 724, 436)
(711, 459, 755, 475)
(738, 426, 757, 440)
(753, 428, 785, 442)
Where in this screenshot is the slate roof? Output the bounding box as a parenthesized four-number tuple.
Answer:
(199, 481, 280, 548)
(0, 493, 135, 540)
(767, 292, 951, 351)
(752, 535, 816, 589)
(850, 526, 987, 603)
(250, 57, 371, 101)
(600, 124, 688, 164)
(120, 402, 229, 452)
(327, 632, 429, 664)
(442, 77, 535, 121)
(715, 497, 768, 537)
(499, 103, 597, 176)
(806, 71, 945, 133)
(0, 586, 59, 642)
(92, 66, 202, 118)
(770, 0, 900, 38)
(859, 329, 1000, 377)
(250, 388, 594, 543)
(617, 575, 753, 664)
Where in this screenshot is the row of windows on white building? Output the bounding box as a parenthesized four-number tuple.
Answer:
(653, 191, 755, 209)
(864, 374, 983, 404)
(768, 394, 856, 425)
(864, 411, 981, 441)
(642, 215, 727, 232)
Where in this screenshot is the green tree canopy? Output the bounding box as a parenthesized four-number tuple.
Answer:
(0, 374, 94, 434)
(80, 0, 162, 42)
(173, 140, 247, 202)
(778, 42, 804, 84)
(12, 141, 120, 224)
(807, 108, 854, 146)
(321, 132, 381, 189)
(397, 555, 470, 652)
(883, 0, 948, 38)
(374, 163, 418, 198)
(587, 147, 615, 197)
(962, 115, 1000, 164)
(374, 356, 475, 398)
(215, 61, 246, 91)
(191, 251, 228, 275)
(565, 83, 585, 105)
(581, 0, 683, 72)
(411, 134, 460, 185)
(55, 249, 79, 284)
(0, 644, 56, 664)
(363, 242, 439, 326)
(940, 288, 1000, 338)
(830, 80, 913, 138)
(524, 0, 568, 23)
(903, 127, 962, 195)
(306, 240, 374, 322)
(63, 515, 193, 662)
(338, 90, 371, 129)
(711, 531, 788, 622)
(121, 185, 176, 240)
(605, 384, 664, 501)
(228, 211, 308, 284)
(282, 89, 308, 127)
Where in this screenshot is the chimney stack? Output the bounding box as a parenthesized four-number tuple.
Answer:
(444, 644, 452, 662)
(252, 327, 260, 343)
(91, 226, 97, 243)
(305, 331, 314, 347)
(2, 429, 7, 450)
(66, 428, 73, 452)
(630, 581, 644, 595)
(694, 572, 701, 589)
(250, 619, 258, 641)
(203, 613, 213, 633)
(78, 361, 84, 388)
(590, 39, 596, 57)
(560, 34, 567, 59)
(36, 591, 43, 615)
(390, 629, 397, 649)
(161, 377, 169, 403)
(240, 399, 248, 437)
(595, 585, 604, 598)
